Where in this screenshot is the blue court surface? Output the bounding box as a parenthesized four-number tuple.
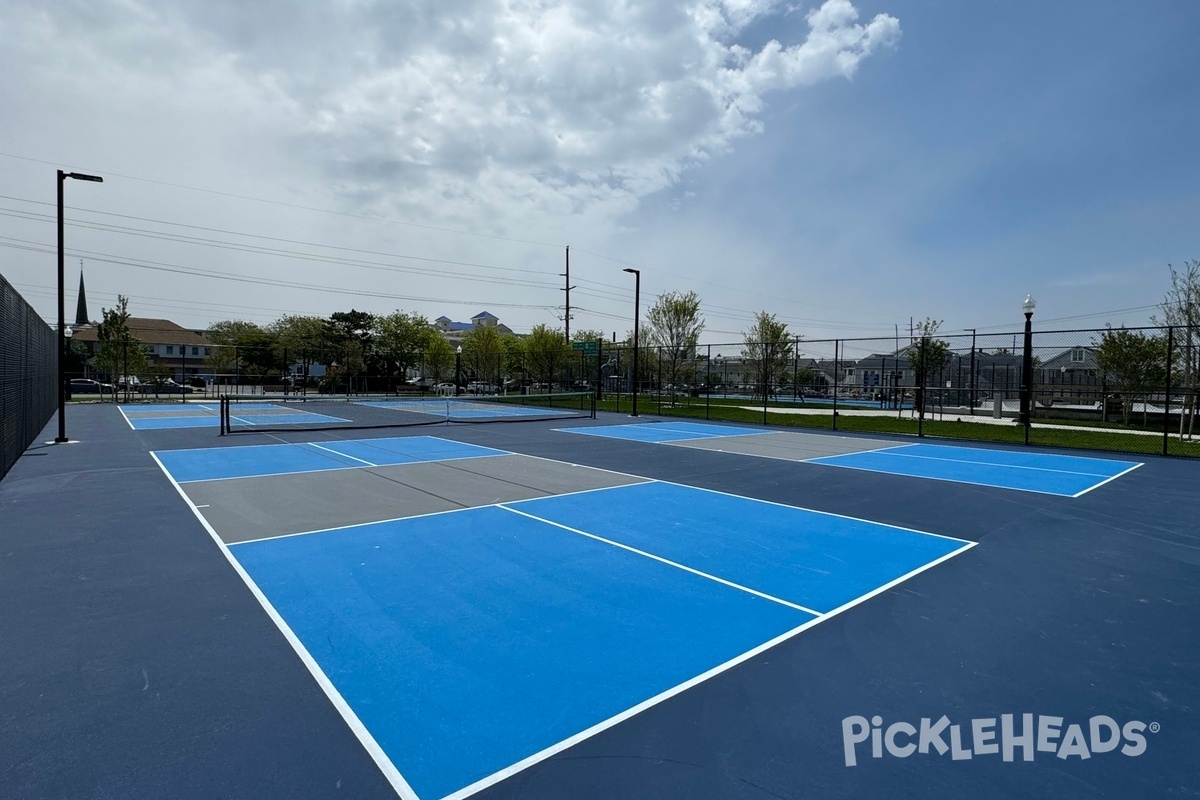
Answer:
(560, 423, 1142, 496)
(357, 398, 578, 418)
(153, 440, 973, 800)
(12, 404, 1199, 800)
(809, 443, 1142, 497)
(120, 402, 349, 430)
(557, 420, 772, 443)
(155, 436, 506, 482)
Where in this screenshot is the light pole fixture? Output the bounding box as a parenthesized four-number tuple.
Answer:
(57, 169, 104, 443)
(455, 345, 463, 397)
(1018, 295, 1036, 431)
(622, 268, 640, 417)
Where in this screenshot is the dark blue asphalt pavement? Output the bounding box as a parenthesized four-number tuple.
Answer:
(2, 404, 1197, 800)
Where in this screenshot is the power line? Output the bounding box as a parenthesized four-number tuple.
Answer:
(0, 238, 560, 312)
(0, 151, 564, 249)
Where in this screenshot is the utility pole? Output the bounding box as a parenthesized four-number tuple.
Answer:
(561, 245, 575, 341)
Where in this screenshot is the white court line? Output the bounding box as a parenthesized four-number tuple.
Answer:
(555, 424, 741, 443)
(228, 475, 652, 546)
(303, 441, 378, 467)
(154, 437, 981, 800)
(443, 537, 978, 800)
(1070, 461, 1144, 498)
(148, 452, 419, 800)
(117, 405, 136, 431)
(803, 459, 1081, 499)
(498, 504, 821, 616)
(499, 449, 975, 545)
(173, 451, 506, 485)
(852, 445, 1132, 478)
(666, 438, 913, 460)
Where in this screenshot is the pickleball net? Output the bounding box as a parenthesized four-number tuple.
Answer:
(219, 391, 596, 435)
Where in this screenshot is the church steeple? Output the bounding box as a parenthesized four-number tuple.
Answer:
(74, 263, 89, 326)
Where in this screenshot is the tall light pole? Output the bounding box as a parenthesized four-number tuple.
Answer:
(1018, 295, 1036, 432)
(455, 345, 463, 397)
(56, 169, 104, 443)
(963, 328, 976, 415)
(623, 268, 640, 417)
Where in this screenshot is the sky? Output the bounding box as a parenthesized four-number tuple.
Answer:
(2, 0, 1197, 350)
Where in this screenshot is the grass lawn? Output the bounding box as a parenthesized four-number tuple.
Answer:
(595, 395, 1200, 459)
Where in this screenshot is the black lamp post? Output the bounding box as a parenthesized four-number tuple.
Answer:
(622, 268, 640, 417)
(56, 169, 103, 443)
(1018, 295, 1036, 430)
(455, 345, 463, 397)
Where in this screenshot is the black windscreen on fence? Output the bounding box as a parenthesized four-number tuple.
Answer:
(0, 274, 57, 482)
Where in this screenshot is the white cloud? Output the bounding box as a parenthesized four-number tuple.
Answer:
(5, 0, 899, 233)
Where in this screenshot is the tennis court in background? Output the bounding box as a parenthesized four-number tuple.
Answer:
(219, 392, 595, 434)
(558, 421, 1142, 497)
(120, 401, 351, 430)
(115, 392, 595, 432)
(152, 434, 973, 799)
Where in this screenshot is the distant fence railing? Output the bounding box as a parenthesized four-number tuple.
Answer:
(70, 324, 1200, 459)
(1, 274, 57, 482)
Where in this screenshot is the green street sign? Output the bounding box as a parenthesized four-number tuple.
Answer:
(571, 340, 599, 355)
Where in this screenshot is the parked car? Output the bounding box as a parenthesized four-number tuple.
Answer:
(116, 375, 141, 390)
(139, 378, 194, 394)
(467, 381, 499, 394)
(69, 378, 114, 394)
(407, 377, 437, 389)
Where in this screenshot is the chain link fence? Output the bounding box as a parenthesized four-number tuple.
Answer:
(62, 323, 1200, 460)
(1, 274, 57, 482)
(591, 327, 1198, 459)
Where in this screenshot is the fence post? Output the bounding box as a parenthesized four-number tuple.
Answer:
(706, 344, 711, 420)
(614, 348, 621, 413)
(793, 337, 799, 403)
(657, 350, 662, 415)
(1164, 326, 1174, 457)
(832, 339, 840, 431)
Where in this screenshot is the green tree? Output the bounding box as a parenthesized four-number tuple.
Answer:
(500, 334, 525, 390)
(269, 315, 326, 380)
(206, 320, 276, 381)
(567, 329, 607, 389)
(646, 291, 704, 397)
(376, 311, 434, 383)
(323, 310, 377, 391)
(904, 318, 951, 419)
(740, 312, 792, 401)
(1094, 326, 1168, 425)
(461, 325, 504, 387)
(424, 335, 455, 383)
(1151, 260, 1200, 437)
(525, 324, 569, 387)
(94, 295, 149, 394)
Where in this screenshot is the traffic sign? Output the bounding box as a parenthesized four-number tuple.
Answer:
(571, 340, 599, 355)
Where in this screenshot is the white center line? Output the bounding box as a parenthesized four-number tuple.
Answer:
(304, 441, 378, 467)
(498, 504, 821, 617)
